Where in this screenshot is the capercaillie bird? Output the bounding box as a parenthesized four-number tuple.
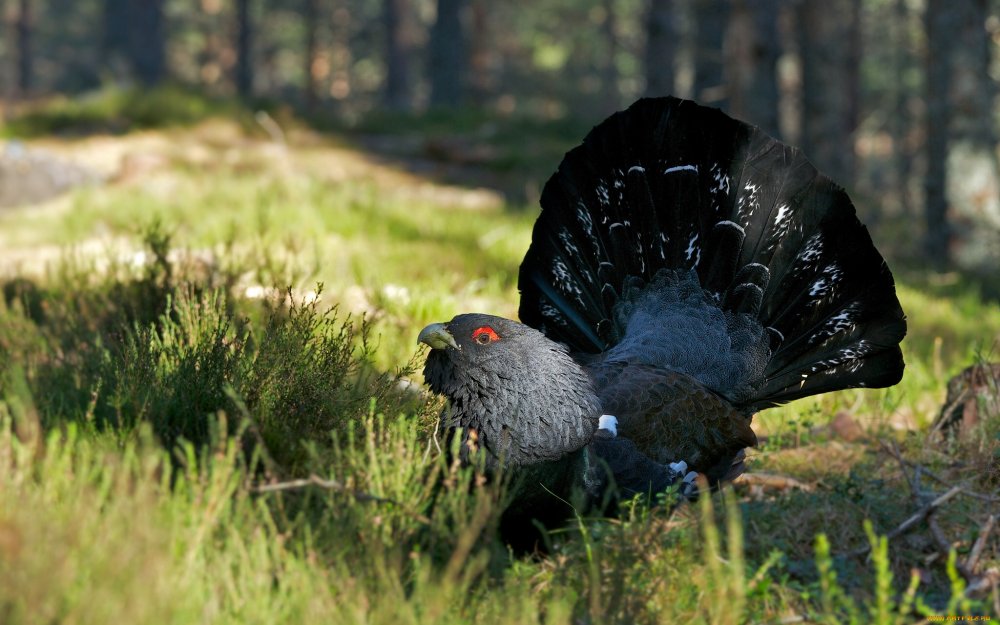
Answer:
(418, 97, 906, 539)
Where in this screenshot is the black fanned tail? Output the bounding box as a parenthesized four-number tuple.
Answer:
(518, 97, 906, 412)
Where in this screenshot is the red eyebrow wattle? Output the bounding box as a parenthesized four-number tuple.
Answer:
(472, 326, 500, 342)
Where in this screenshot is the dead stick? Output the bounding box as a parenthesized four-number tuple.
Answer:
(734, 472, 814, 492)
(879, 439, 917, 496)
(887, 486, 963, 539)
(847, 485, 963, 558)
(967, 514, 997, 574)
(964, 568, 1000, 599)
(928, 514, 974, 580)
(890, 454, 1000, 503)
(250, 474, 432, 524)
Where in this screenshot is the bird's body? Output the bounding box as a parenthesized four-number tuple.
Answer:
(418, 97, 906, 536)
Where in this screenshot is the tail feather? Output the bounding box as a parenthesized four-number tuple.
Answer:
(518, 97, 906, 410)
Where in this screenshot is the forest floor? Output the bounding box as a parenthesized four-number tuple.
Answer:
(1, 91, 999, 624)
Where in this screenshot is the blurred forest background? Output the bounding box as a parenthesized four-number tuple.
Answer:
(1, 0, 999, 282)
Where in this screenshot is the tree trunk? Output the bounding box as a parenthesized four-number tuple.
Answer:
(304, 0, 320, 110)
(726, 0, 780, 137)
(16, 0, 32, 95)
(941, 0, 1000, 276)
(429, 0, 466, 108)
(691, 0, 729, 106)
(644, 0, 675, 97)
(127, 0, 167, 86)
(601, 0, 619, 112)
(891, 0, 914, 217)
(330, 0, 353, 102)
(923, 0, 953, 266)
(797, 0, 857, 186)
(102, 0, 129, 61)
(468, 0, 490, 105)
(235, 0, 253, 98)
(383, 0, 412, 110)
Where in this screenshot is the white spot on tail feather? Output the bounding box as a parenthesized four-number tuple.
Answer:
(552, 259, 585, 306)
(737, 181, 760, 220)
(809, 263, 844, 297)
(810, 303, 861, 344)
(800, 234, 824, 263)
(811, 339, 873, 374)
(596, 183, 610, 206)
(685, 233, 701, 266)
(775, 204, 791, 225)
(710, 163, 730, 195)
(540, 303, 568, 327)
(665, 164, 698, 175)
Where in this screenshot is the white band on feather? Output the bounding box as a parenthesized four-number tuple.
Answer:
(598, 414, 618, 437)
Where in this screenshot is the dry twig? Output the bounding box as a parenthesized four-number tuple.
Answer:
(734, 472, 815, 492)
(967, 514, 997, 574)
(250, 474, 432, 524)
(928, 515, 974, 580)
(846, 485, 963, 558)
(881, 442, 1000, 504)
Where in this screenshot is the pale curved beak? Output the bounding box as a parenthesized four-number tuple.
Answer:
(418, 323, 459, 350)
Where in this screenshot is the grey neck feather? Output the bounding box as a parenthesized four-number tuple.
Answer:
(425, 329, 601, 469)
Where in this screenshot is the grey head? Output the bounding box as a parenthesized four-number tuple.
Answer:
(419, 313, 601, 470)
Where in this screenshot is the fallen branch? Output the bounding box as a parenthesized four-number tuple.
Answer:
(964, 567, 1000, 600)
(250, 474, 432, 524)
(734, 472, 814, 492)
(928, 515, 974, 580)
(879, 439, 918, 495)
(887, 485, 964, 540)
(967, 514, 997, 574)
(879, 442, 1000, 504)
(846, 485, 963, 558)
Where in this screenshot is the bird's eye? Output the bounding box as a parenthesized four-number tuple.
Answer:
(472, 326, 500, 344)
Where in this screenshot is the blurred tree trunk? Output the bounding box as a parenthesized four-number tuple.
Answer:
(304, 0, 320, 110)
(644, 0, 675, 97)
(797, 0, 858, 185)
(691, 0, 729, 106)
(330, 0, 353, 103)
(468, 0, 490, 105)
(196, 3, 216, 87)
(931, 0, 1000, 275)
(923, 0, 951, 265)
(601, 0, 619, 112)
(429, 0, 466, 108)
(235, 0, 253, 98)
(127, 0, 167, 86)
(726, 0, 780, 137)
(16, 0, 32, 95)
(891, 0, 914, 217)
(101, 0, 129, 65)
(383, 0, 412, 110)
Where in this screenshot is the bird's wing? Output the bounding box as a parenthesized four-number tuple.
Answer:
(588, 362, 756, 480)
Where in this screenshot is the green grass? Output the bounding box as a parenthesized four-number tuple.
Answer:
(2, 85, 250, 137)
(0, 108, 998, 623)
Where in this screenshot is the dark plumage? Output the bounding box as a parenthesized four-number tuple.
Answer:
(418, 97, 906, 536)
(421, 314, 601, 469)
